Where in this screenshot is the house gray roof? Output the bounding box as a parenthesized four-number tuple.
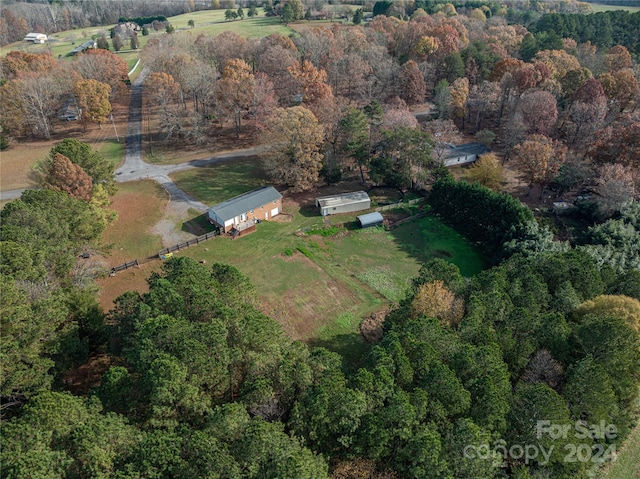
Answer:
(444, 142, 490, 159)
(316, 191, 369, 208)
(209, 186, 281, 222)
(357, 212, 384, 227)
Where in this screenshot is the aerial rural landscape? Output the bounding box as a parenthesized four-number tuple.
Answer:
(1, 0, 640, 477)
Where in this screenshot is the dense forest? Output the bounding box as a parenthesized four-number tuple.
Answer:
(3, 181, 640, 477)
(2, 0, 640, 477)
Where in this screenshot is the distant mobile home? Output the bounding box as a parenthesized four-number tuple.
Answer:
(443, 143, 490, 167)
(208, 186, 282, 235)
(24, 33, 47, 43)
(316, 191, 370, 216)
(69, 40, 97, 56)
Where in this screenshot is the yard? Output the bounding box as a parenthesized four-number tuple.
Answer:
(97, 157, 485, 363)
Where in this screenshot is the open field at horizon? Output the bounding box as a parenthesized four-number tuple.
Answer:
(589, 3, 640, 12)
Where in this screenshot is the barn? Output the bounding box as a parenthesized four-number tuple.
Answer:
(208, 186, 282, 235)
(24, 33, 48, 43)
(316, 191, 370, 216)
(443, 143, 490, 167)
(357, 212, 384, 228)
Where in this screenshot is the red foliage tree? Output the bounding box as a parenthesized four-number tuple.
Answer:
(45, 153, 93, 201)
(399, 60, 426, 106)
(518, 90, 558, 135)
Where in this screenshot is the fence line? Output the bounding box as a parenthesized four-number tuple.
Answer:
(158, 230, 219, 257)
(110, 259, 139, 274)
(374, 197, 423, 212)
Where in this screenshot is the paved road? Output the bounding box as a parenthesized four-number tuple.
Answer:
(1, 68, 267, 208)
(114, 67, 268, 214)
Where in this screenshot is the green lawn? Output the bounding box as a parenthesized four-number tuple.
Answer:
(169, 160, 485, 359)
(93, 138, 124, 168)
(162, 8, 294, 38)
(171, 157, 269, 205)
(1, 8, 289, 60)
(589, 3, 640, 12)
(599, 419, 640, 479)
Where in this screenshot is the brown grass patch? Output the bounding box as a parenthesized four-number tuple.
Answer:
(1, 102, 128, 192)
(96, 180, 167, 312)
(261, 276, 364, 341)
(0, 141, 49, 190)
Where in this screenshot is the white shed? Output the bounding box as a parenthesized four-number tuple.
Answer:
(316, 191, 370, 216)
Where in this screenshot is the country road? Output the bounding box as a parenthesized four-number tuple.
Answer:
(0, 69, 268, 214)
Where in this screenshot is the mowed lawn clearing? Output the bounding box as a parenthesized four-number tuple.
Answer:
(599, 420, 640, 479)
(589, 3, 640, 12)
(166, 160, 485, 359)
(1, 136, 124, 193)
(169, 9, 293, 38)
(170, 156, 268, 205)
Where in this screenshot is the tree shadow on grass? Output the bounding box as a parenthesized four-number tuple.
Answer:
(298, 204, 321, 218)
(386, 215, 488, 277)
(182, 213, 216, 235)
(308, 333, 371, 373)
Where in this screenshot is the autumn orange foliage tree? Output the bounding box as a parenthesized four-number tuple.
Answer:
(74, 79, 112, 128)
(43, 153, 93, 202)
(513, 134, 567, 198)
(262, 106, 324, 192)
(411, 280, 465, 327)
(215, 58, 255, 137)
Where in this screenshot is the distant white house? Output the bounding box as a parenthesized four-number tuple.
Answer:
(442, 143, 490, 167)
(24, 33, 48, 43)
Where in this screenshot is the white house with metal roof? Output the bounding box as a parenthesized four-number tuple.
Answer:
(443, 143, 490, 167)
(208, 186, 282, 234)
(316, 191, 370, 216)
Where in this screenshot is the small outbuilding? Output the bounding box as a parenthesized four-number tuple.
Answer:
(208, 186, 282, 234)
(24, 33, 48, 43)
(357, 212, 384, 228)
(316, 191, 370, 216)
(443, 143, 490, 167)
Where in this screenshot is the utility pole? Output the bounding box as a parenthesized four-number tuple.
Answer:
(110, 113, 120, 142)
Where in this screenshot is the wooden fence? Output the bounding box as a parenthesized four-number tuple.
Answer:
(158, 230, 219, 257)
(110, 259, 139, 274)
(374, 197, 423, 212)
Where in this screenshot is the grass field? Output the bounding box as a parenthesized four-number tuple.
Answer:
(162, 160, 485, 358)
(100, 158, 485, 358)
(170, 157, 269, 205)
(589, 3, 640, 12)
(598, 419, 640, 479)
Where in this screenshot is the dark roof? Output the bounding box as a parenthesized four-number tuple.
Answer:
(444, 142, 490, 159)
(357, 212, 384, 227)
(209, 186, 281, 222)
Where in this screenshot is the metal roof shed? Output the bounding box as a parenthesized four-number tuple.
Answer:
(357, 212, 384, 228)
(316, 191, 370, 216)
